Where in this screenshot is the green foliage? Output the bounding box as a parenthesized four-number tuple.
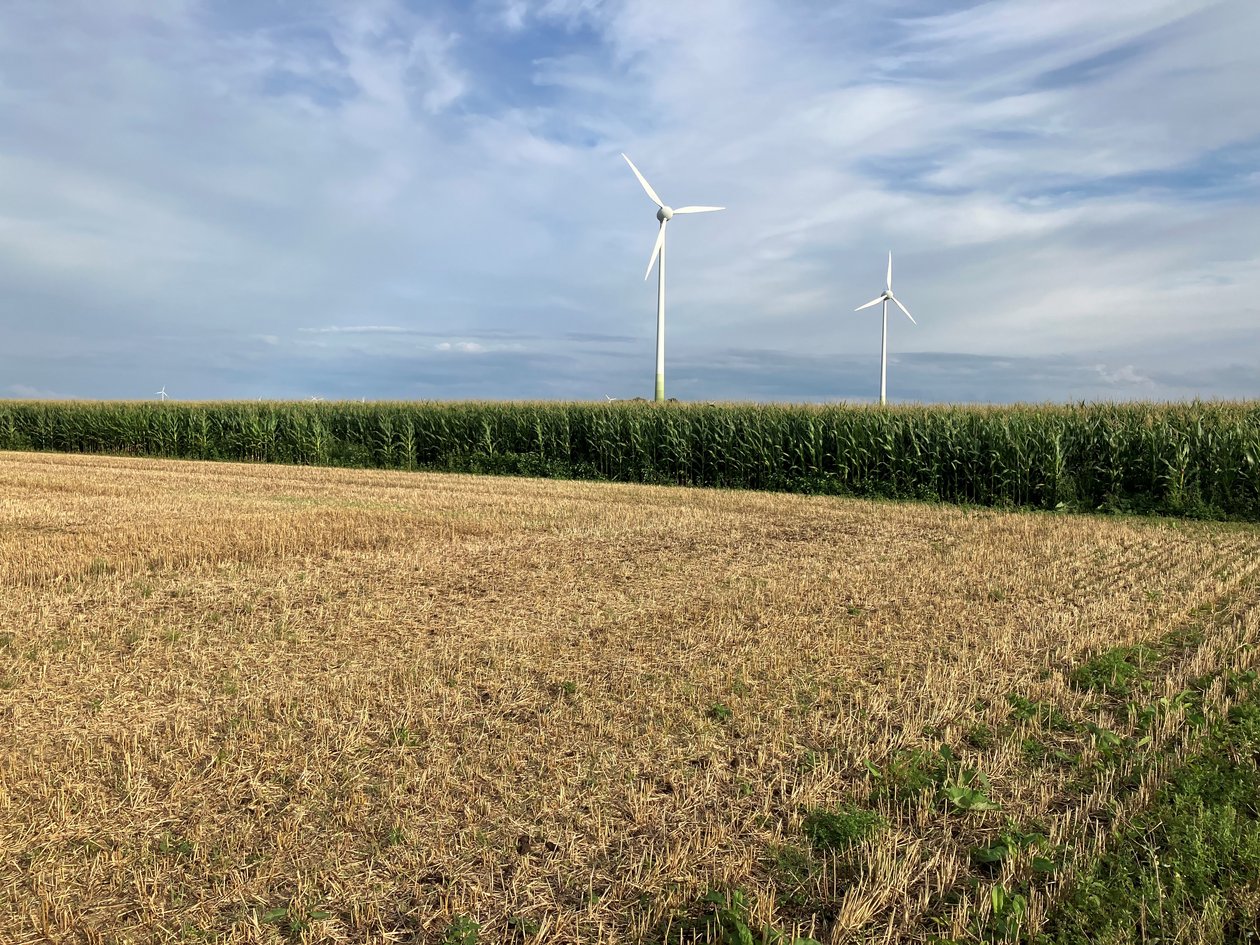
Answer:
(1019, 736, 1079, 767)
(2, 399, 1258, 519)
(1067, 645, 1161, 696)
(941, 769, 1001, 812)
(257, 901, 332, 939)
(1006, 694, 1074, 732)
(986, 884, 1029, 941)
(1040, 688, 1260, 944)
(795, 749, 821, 772)
(707, 702, 734, 723)
(868, 744, 1000, 814)
(666, 889, 821, 945)
(389, 725, 418, 746)
(766, 843, 814, 890)
(507, 915, 541, 939)
(442, 916, 480, 945)
(963, 722, 996, 750)
(867, 746, 949, 802)
(156, 832, 194, 858)
(1128, 687, 1207, 732)
(970, 823, 1050, 873)
(801, 805, 886, 852)
(1082, 720, 1125, 760)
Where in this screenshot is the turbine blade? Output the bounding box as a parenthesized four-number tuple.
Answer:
(892, 296, 916, 324)
(886, 251, 893, 291)
(672, 205, 725, 214)
(854, 297, 884, 311)
(644, 220, 666, 280)
(621, 153, 664, 209)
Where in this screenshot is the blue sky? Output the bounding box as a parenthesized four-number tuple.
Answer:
(0, 0, 1257, 404)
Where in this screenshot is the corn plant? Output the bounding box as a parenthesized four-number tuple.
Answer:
(1, 399, 1257, 519)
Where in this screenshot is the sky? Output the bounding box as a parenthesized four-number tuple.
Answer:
(0, 0, 1257, 405)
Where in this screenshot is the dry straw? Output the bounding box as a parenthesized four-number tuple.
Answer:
(1, 451, 1258, 943)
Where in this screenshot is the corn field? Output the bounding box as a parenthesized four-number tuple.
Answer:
(1, 399, 1258, 518)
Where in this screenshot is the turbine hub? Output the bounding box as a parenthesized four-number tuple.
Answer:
(657, 206, 673, 222)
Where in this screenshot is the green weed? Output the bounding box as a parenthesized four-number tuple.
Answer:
(257, 901, 332, 939)
(970, 823, 1049, 873)
(940, 768, 1001, 812)
(1068, 645, 1162, 697)
(507, 915, 540, 939)
(442, 916, 480, 945)
(766, 843, 814, 890)
(868, 745, 999, 814)
(964, 722, 996, 750)
(1040, 684, 1260, 942)
(1006, 693, 1074, 732)
(801, 805, 886, 852)
(707, 703, 734, 723)
(666, 888, 821, 945)
(156, 832, 194, 858)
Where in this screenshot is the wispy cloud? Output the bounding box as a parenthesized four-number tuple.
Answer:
(435, 339, 528, 353)
(4, 383, 74, 400)
(0, 0, 1256, 403)
(302, 325, 417, 334)
(1093, 363, 1156, 388)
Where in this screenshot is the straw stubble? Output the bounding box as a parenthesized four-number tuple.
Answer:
(1, 451, 1257, 943)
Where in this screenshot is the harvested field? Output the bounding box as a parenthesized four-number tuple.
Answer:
(2, 451, 1259, 943)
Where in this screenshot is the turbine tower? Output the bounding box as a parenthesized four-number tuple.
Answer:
(621, 153, 724, 403)
(854, 252, 916, 406)
(155, 386, 168, 402)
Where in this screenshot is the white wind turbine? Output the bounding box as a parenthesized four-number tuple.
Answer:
(622, 153, 724, 403)
(854, 252, 916, 406)
(155, 386, 168, 402)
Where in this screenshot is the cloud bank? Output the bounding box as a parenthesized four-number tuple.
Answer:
(0, 0, 1256, 403)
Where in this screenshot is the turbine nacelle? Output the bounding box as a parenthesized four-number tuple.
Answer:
(854, 253, 916, 324)
(622, 153, 724, 280)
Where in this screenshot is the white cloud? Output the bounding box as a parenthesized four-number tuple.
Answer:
(5, 383, 73, 399)
(498, 1, 529, 31)
(1093, 363, 1155, 387)
(434, 340, 527, 353)
(0, 0, 1256, 402)
(302, 325, 413, 334)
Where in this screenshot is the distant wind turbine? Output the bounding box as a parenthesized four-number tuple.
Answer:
(155, 386, 168, 401)
(855, 252, 917, 406)
(622, 153, 724, 403)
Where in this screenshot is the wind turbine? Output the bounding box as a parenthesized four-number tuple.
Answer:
(854, 252, 916, 406)
(155, 386, 168, 402)
(622, 153, 724, 403)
